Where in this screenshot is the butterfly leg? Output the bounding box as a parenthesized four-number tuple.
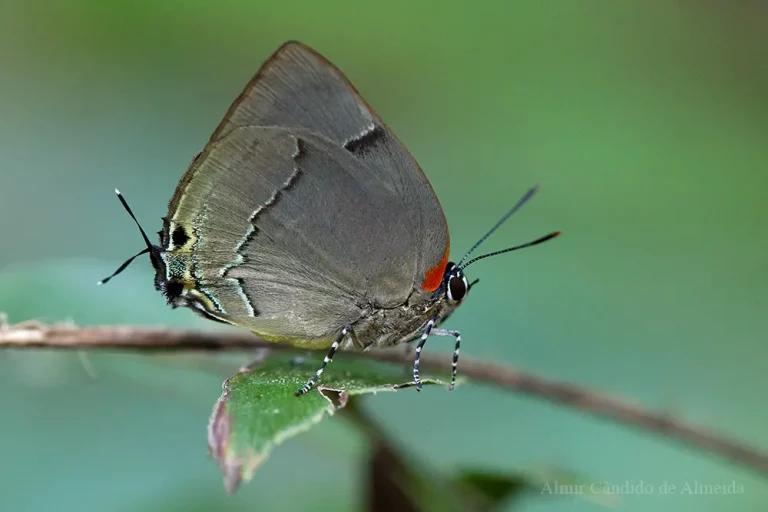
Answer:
(412, 317, 436, 392)
(431, 328, 461, 390)
(294, 325, 352, 396)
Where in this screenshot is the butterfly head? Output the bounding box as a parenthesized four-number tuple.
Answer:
(431, 185, 561, 310)
(441, 262, 476, 306)
(98, 190, 190, 307)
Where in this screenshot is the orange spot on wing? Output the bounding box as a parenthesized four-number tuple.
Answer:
(421, 247, 450, 292)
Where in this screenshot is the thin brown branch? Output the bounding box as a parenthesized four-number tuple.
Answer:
(2, 320, 767, 478)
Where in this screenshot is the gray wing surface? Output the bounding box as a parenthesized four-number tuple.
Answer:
(166, 42, 450, 342)
(209, 41, 450, 288)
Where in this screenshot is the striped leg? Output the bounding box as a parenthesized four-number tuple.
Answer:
(413, 317, 436, 391)
(432, 328, 461, 390)
(294, 325, 351, 396)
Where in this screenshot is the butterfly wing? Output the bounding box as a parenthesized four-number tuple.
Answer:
(163, 42, 449, 345)
(202, 41, 450, 291)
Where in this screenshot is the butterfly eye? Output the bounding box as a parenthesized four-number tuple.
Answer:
(447, 274, 468, 303)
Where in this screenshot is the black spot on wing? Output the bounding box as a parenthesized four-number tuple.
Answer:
(163, 280, 184, 303)
(172, 225, 190, 247)
(343, 125, 386, 155)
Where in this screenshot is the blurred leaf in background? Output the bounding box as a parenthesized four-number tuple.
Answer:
(1, 1, 767, 511)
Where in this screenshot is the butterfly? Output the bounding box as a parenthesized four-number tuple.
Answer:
(101, 41, 559, 395)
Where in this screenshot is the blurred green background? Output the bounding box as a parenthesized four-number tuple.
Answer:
(1, 1, 767, 511)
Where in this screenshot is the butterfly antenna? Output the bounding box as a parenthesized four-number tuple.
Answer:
(97, 248, 151, 286)
(456, 185, 540, 267)
(114, 189, 154, 250)
(460, 231, 560, 270)
(97, 189, 155, 285)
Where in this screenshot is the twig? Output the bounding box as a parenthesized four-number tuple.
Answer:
(2, 320, 767, 478)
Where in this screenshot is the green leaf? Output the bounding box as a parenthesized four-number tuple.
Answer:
(208, 351, 448, 492)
